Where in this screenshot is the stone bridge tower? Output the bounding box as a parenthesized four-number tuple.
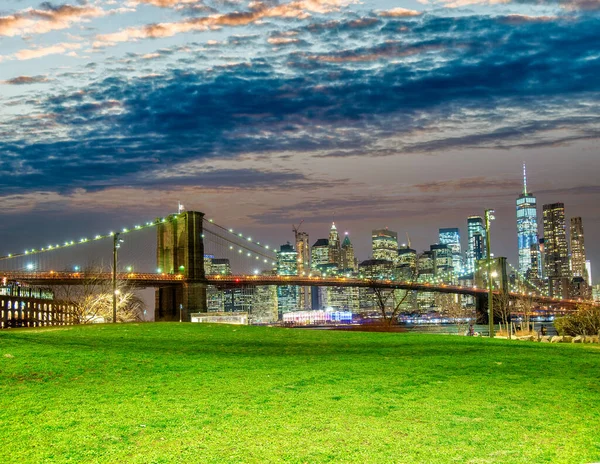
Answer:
(155, 211, 207, 321)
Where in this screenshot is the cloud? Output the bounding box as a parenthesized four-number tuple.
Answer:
(427, 0, 600, 10)
(305, 41, 445, 63)
(414, 177, 522, 192)
(14, 42, 82, 60)
(94, 0, 357, 47)
(2, 14, 600, 198)
(1, 75, 50, 85)
(376, 8, 422, 17)
(0, 3, 105, 37)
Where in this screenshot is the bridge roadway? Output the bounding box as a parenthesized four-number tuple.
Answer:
(1, 271, 590, 308)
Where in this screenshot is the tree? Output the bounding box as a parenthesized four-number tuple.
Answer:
(493, 291, 512, 339)
(51, 266, 145, 324)
(371, 285, 414, 327)
(515, 293, 536, 334)
(439, 294, 475, 336)
(368, 258, 420, 328)
(554, 303, 600, 336)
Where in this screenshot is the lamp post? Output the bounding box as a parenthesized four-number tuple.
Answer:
(112, 232, 122, 324)
(485, 209, 495, 337)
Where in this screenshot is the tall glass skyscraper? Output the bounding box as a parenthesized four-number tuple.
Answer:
(543, 202, 570, 298)
(516, 164, 539, 276)
(439, 228, 462, 273)
(466, 216, 485, 274)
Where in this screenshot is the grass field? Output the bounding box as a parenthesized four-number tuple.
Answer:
(1, 323, 599, 463)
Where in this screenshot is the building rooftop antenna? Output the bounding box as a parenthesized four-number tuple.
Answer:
(523, 162, 528, 195)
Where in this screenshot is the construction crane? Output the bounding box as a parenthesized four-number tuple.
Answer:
(292, 220, 304, 242)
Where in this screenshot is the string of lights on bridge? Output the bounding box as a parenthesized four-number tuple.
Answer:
(0, 214, 278, 269)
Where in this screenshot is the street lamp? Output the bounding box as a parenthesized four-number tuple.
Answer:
(485, 209, 495, 337)
(112, 233, 124, 324)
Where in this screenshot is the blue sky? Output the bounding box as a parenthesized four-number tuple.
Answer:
(1, 0, 599, 277)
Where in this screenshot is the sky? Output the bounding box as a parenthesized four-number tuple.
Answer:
(0, 0, 599, 282)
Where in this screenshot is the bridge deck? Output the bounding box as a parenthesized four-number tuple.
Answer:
(1, 271, 591, 308)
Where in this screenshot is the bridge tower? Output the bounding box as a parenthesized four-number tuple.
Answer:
(155, 211, 207, 321)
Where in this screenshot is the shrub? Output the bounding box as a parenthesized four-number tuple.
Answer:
(554, 304, 600, 336)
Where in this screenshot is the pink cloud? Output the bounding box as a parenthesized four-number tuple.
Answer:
(95, 0, 357, 47)
(376, 8, 422, 17)
(0, 4, 104, 37)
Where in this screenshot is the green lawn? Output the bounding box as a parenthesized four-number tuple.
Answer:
(1, 323, 599, 463)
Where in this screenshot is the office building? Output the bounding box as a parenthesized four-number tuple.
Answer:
(570, 217, 587, 282)
(311, 238, 329, 270)
(341, 233, 357, 272)
(516, 164, 539, 276)
(431, 244, 453, 280)
(372, 228, 398, 263)
(466, 216, 486, 274)
(439, 228, 462, 273)
(328, 222, 341, 268)
(295, 231, 312, 310)
(277, 243, 299, 317)
(543, 203, 570, 298)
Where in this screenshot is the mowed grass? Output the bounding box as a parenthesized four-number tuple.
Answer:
(1, 324, 600, 463)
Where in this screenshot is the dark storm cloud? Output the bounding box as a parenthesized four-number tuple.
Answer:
(1, 14, 600, 195)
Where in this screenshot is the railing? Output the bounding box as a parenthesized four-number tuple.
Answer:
(0, 271, 595, 307)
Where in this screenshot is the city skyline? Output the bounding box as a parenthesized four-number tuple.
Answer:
(0, 1, 599, 283)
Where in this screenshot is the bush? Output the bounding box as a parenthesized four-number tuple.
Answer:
(554, 304, 600, 336)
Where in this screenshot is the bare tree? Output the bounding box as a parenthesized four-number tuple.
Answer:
(368, 258, 420, 329)
(51, 266, 145, 324)
(515, 293, 536, 334)
(371, 286, 414, 328)
(494, 291, 513, 339)
(439, 294, 475, 336)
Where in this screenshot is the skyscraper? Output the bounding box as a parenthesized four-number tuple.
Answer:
(439, 228, 462, 273)
(311, 238, 329, 270)
(372, 228, 398, 263)
(295, 231, 311, 310)
(328, 222, 341, 268)
(277, 243, 299, 317)
(570, 217, 587, 281)
(516, 164, 539, 276)
(341, 233, 357, 272)
(295, 231, 310, 274)
(431, 244, 453, 280)
(543, 203, 570, 298)
(466, 216, 486, 274)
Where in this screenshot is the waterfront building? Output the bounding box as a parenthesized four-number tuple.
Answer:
(328, 222, 341, 268)
(311, 238, 329, 270)
(543, 203, 570, 298)
(466, 216, 486, 274)
(439, 228, 462, 273)
(319, 286, 360, 313)
(277, 243, 299, 318)
(252, 270, 279, 324)
(516, 164, 540, 277)
(372, 228, 398, 263)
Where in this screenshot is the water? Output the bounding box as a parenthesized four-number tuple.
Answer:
(400, 322, 557, 337)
